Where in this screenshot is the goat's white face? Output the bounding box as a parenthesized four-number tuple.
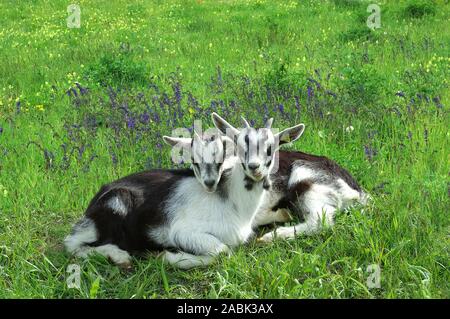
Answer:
(212, 112, 305, 182)
(236, 126, 275, 182)
(163, 132, 226, 193)
(190, 133, 226, 192)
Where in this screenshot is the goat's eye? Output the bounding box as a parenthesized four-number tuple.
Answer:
(267, 145, 272, 157)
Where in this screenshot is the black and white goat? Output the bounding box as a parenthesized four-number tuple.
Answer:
(64, 130, 233, 269)
(64, 115, 304, 269)
(255, 149, 369, 242)
(210, 118, 369, 242)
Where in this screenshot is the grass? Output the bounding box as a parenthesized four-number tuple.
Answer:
(0, 0, 449, 298)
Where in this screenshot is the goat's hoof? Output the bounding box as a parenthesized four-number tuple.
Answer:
(278, 209, 293, 222)
(156, 251, 167, 260)
(256, 233, 274, 244)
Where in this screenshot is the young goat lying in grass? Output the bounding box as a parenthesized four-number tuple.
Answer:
(211, 113, 368, 242)
(65, 114, 304, 269)
(64, 129, 236, 269)
(255, 148, 369, 242)
(211, 115, 368, 242)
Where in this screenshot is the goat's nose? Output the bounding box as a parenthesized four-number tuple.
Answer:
(248, 163, 260, 171)
(204, 179, 215, 188)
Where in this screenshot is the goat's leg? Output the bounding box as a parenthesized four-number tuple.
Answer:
(161, 251, 215, 269)
(258, 204, 336, 242)
(73, 244, 132, 269)
(161, 232, 230, 269)
(253, 208, 293, 227)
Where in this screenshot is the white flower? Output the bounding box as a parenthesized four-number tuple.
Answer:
(345, 126, 354, 133)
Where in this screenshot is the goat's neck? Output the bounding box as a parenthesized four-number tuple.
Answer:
(226, 157, 268, 219)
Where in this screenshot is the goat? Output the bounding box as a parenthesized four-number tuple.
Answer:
(239, 132, 369, 242)
(64, 129, 231, 269)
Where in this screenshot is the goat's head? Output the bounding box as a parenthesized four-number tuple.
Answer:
(163, 130, 228, 193)
(211, 112, 305, 183)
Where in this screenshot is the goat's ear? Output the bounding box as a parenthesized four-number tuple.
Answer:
(241, 116, 250, 128)
(211, 112, 240, 138)
(163, 136, 192, 149)
(275, 124, 305, 148)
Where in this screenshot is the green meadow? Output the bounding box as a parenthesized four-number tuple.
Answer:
(0, 0, 448, 298)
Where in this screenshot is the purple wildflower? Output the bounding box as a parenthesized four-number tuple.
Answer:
(140, 112, 150, 124)
(294, 96, 301, 114)
(173, 81, 182, 104)
(107, 86, 118, 108)
(432, 96, 443, 109)
(77, 145, 86, 160)
(263, 103, 269, 117)
(218, 99, 226, 115)
(152, 112, 161, 123)
(162, 93, 171, 108)
(111, 153, 118, 166)
(307, 86, 313, 100)
(16, 100, 21, 114)
(395, 91, 406, 98)
(126, 116, 136, 129)
(75, 82, 88, 95)
(364, 145, 377, 161)
(188, 92, 201, 112)
(407, 131, 412, 140)
(84, 115, 98, 130)
(392, 107, 402, 117)
(308, 78, 321, 90)
(70, 87, 79, 98)
(43, 149, 54, 169)
(82, 154, 98, 172)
